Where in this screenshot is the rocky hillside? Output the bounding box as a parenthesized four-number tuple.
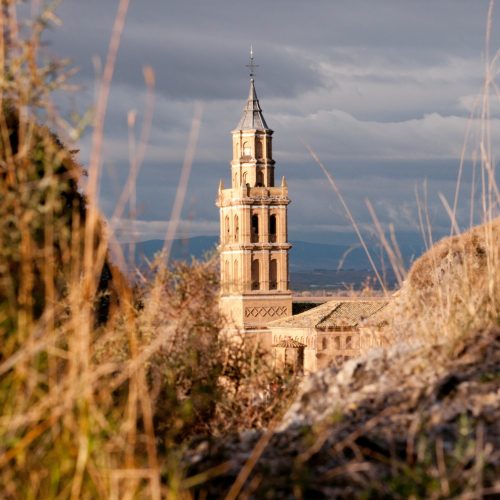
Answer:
(384, 217, 500, 344)
(185, 221, 500, 498)
(186, 327, 499, 498)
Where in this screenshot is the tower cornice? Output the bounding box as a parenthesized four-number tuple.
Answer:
(231, 128, 274, 135)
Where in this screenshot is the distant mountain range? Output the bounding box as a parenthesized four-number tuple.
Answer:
(123, 236, 424, 276)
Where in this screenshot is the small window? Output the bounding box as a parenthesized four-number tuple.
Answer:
(225, 216, 230, 243)
(334, 337, 341, 350)
(322, 337, 328, 350)
(234, 215, 239, 242)
(346, 336, 353, 349)
(243, 142, 251, 157)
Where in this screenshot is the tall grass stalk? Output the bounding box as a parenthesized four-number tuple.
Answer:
(1, 0, 498, 497)
(0, 2, 295, 497)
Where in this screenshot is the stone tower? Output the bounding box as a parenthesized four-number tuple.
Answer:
(216, 62, 292, 330)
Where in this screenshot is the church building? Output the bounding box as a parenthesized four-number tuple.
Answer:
(217, 53, 389, 372)
(216, 53, 292, 331)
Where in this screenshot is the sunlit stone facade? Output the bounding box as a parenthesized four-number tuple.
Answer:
(216, 77, 292, 330)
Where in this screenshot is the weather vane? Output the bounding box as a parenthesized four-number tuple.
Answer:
(246, 45, 258, 78)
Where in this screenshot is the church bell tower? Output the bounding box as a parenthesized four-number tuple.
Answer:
(216, 50, 292, 330)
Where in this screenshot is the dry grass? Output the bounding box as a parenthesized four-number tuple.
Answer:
(0, 2, 296, 497)
(1, 0, 499, 498)
(356, 216, 500, 351)
(389, 217, 500, 343)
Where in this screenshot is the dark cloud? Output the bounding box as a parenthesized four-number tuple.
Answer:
(39, 0, 500, 244)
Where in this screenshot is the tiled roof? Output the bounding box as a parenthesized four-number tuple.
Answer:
(269, 300, 344, 328)
(360, 302, 393, 328)
(273, 336, 306, 348)
(269, 299, 389, 330)
(236, 79, 270, 131)
(316, 301, 388, 330)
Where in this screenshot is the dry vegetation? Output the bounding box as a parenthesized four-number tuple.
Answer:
(397, 218, 498, 337)
(365, 217, 500, 348)
(187, 327, 500, 498)
(0, 2, 296, 497)
(0, 0, 499, 498)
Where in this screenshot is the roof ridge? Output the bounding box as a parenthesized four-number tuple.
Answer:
(314, 302, 342, 329)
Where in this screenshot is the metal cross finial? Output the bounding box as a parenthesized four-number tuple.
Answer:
(246, 45, 258, 78)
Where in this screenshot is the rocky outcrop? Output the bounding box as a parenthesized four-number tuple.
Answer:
(186, 327, 500, 498)
(382, 218, 500, 343)
(186, 220, 500, 498)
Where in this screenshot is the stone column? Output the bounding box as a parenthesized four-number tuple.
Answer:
(242, 205, 251, 243)
(261, 251, 270, 291)
(279, 205, 287, 243)
(279, 250, 288, 291)
(219, 208, 224, 246)
(261, 205, 269, 244)
(244, 250, 251, 292)
(236, 255, 242, 294)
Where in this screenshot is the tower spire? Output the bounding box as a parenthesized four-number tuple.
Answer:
(237, 47, 269, 131)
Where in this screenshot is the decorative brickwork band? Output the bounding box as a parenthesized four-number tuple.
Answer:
(245, 306, 288, 319)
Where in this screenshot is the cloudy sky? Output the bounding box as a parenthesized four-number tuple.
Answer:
(44, 0, 500, 245)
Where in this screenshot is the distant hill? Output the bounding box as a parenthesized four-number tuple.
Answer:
(126, 237, 373, 270)
(289, 241, 370, 270)
(130, 236, 219, 264)
(122, 236, 422, 290)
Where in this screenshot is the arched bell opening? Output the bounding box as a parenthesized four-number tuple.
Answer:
(269, 214, 277, 243)
(270, 258, 278, 290)
(251, 259, 260, 290)
(251, 214, 259, 243)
